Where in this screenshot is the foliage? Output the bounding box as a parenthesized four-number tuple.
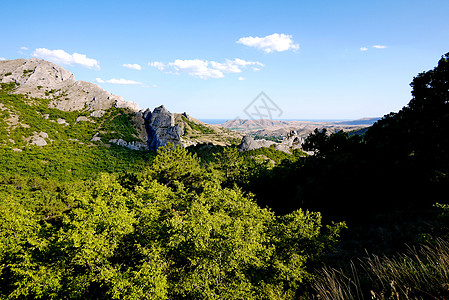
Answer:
(182, 116, 215, 134)
(0, 146, 345, 299)
(2, 52, 449, 298)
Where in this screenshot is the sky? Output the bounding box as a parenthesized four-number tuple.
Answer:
(1, 0, 449, 120)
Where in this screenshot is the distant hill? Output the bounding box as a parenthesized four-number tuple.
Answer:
(218, 117, 379, 137)
(335, 117, 381, 126)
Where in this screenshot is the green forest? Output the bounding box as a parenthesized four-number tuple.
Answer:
(0, 53, 449, 299)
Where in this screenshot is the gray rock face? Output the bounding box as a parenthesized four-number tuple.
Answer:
(282, 130, 305, 150)
(238, 136, 276, 151)
(0, 58, 140, 112)
(238, 130, 305, 153)
(0, 59, 186, 152)
(144, 105, 183, 151)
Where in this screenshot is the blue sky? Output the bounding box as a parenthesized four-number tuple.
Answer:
(2, 0, 449, 119)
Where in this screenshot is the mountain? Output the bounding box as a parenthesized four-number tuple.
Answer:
(219, 118, 379, 137)
(0, 58, 140, 113)
(0, 58, 241, 152)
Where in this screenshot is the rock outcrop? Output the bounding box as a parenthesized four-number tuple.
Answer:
(1, 59, 241, 152)
(238, 136, 276, 151)
(143, 105, 183, 151)
(238, 130, 306, 153)
(0, 58, 140, 114)
(109, 139, 148, 151)
(27, 131, 49, 146)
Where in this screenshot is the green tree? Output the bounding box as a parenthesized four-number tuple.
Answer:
(145, 143, 204, 188)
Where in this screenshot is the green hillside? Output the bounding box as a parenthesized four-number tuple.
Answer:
(1, 53, 449, 299)
(0, 82, 153, 180)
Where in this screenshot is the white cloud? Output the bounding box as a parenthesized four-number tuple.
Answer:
(107, 78, 142, 85)
(149, 58, 263, 79)
(122, 63, 142, 70)
(210, 58, 264, 73)
(373, 45, 387, 49)
(32, 48, 100, 69)
(0, 57, 6, 61)
(149, 61, 165, 71)
(97, 77, 142, 85)
(237, 33, 299, 53)
(20, 46, 28, 50)
(360, 47, 369, 51)
(238, 77, 246, 81)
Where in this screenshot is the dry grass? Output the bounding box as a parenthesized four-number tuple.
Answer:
(310, 239, 449, 299)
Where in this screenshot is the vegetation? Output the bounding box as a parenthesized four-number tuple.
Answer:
(0, 145, 344, 299)
(181, 116, 215, 134)
(0, 52, 448, 298)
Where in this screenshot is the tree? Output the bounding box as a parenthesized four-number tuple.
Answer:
(145, 143, 204, 188)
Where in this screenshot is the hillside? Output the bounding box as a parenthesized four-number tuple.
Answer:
(0, 58, 242, 153)
(0, 52, 449, 299)
(219, 117, 379, 137)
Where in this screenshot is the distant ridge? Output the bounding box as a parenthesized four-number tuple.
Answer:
(218, 117, 379, 137)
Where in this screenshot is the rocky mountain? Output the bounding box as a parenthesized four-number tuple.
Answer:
(0, 58, 241, 151)
(220, 118, 379, 137)
(0, 58, 139, 114)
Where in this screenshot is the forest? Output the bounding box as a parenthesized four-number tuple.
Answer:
(0, 53, 448, 299)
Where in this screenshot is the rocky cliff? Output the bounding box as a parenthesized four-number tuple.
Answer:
(0, 58, 140, 115)
(141, 105, 183, 151)
(0, 58, 241, 151)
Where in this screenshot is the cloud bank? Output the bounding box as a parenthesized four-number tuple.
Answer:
(149, 58, 263, 79)
(32, 48, 100, 70)
(237, 33, 299, 53)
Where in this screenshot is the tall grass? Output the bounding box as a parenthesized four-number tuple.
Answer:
(310, 239, 449, 299)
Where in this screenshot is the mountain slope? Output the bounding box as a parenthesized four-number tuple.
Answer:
(0, 58, 242, 152)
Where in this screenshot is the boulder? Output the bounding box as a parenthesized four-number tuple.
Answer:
(238, 130, 305, 153)
(90, 133, 101, 142)
(28, 132, 49, 146)
(238, 136, 276, 151)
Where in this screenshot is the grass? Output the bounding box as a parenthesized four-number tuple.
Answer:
(310, 238, 449, 299)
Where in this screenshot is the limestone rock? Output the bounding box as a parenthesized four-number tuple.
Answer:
(238, 130, 306, 154)
(0, 58, 140, 113)
(109, 139, 148, 151)
(144, 105, 183, 151)
(238, 136, 276, 151)
(75, 116, 94, 123)
(90, 110, 105, 118)
(57, 118, 69, 126)
(90, 133, 102, 142)
(115, 98, 140, 111)
(28, 131, 49, 146)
